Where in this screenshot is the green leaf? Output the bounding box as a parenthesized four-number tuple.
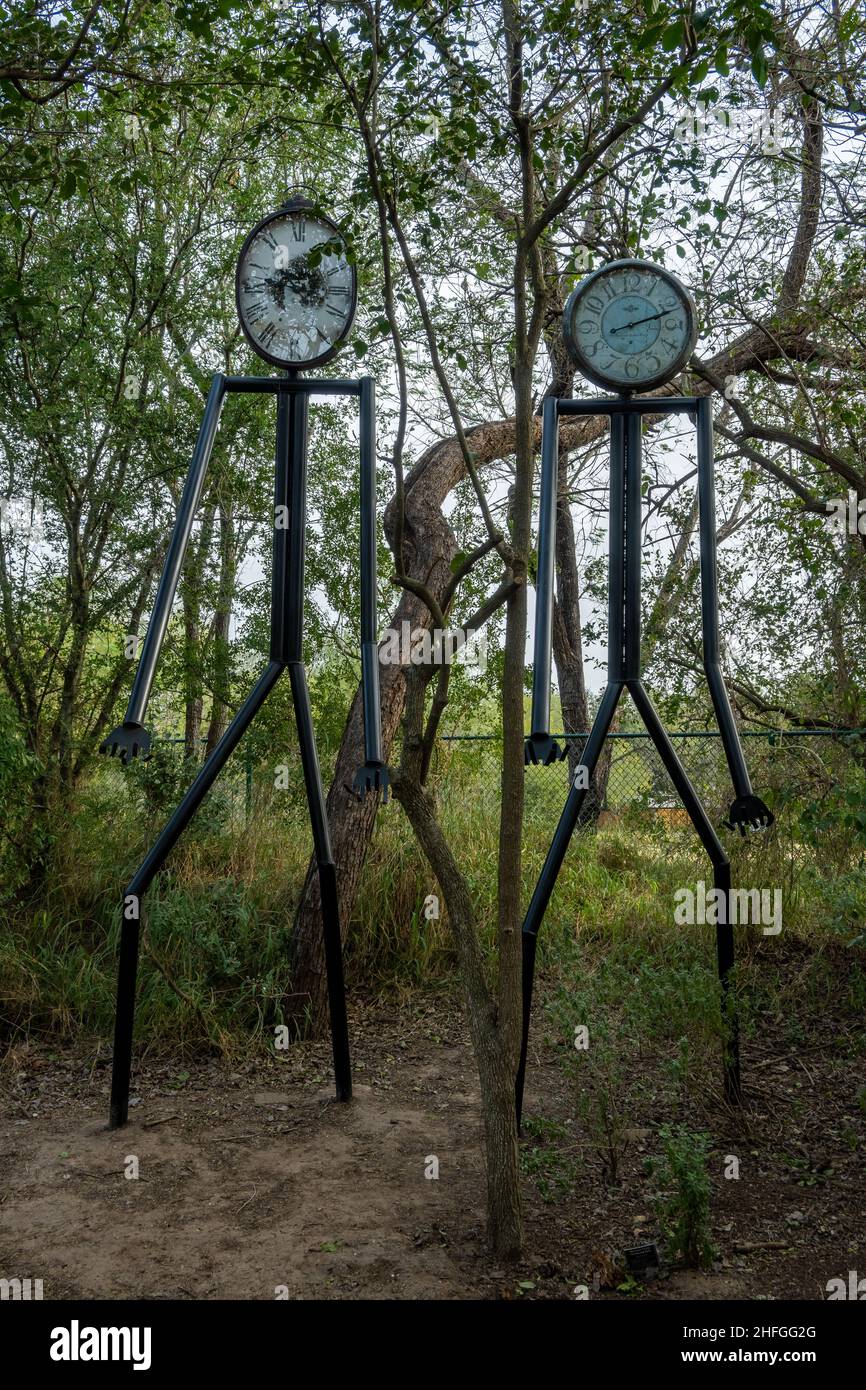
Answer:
(751, 49, 768, 88)
(662, 21, 683, 52)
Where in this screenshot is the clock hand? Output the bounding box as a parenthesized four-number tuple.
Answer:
(610, 309, 668, 333)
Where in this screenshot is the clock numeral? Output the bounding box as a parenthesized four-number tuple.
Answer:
(645, 353, 661, 372)
(258, 323, 277, 347)
(624, 272, 641, 291)
(585, 293, 604, 312)
(291, 217, 306, 242)
(599, 278, 618, 301)
(625, 358, 640, 379)
(328, 285, 349, 296)
(262, 230, 278, 250)
(578, 318, 597, 333)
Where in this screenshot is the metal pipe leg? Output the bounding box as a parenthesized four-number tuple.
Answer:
(627, 679, 741, 1105)
(109, 659, 284, 1129)
(516, 680, 623, 1128)
(288, 661, 352, 1102)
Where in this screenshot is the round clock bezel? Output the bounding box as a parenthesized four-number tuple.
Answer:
(235, 202, 358, 372)
(562, 258, 698, 394)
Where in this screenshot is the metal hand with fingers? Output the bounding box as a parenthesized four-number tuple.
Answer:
(724, 793, 774, 835)
(99, 721, 152, 765)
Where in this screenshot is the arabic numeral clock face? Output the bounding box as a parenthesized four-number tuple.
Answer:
(235, 202, 357, 370)
(563, 259, 698, 393)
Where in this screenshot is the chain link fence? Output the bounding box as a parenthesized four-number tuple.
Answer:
(433, 728, 865, 837)
(108, 727, 865, 846)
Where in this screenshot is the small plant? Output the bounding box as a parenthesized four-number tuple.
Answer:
(653, 1124, 716, 1269)
(580, 1075, 627, 1186)
(519, 1116, 578, 1203)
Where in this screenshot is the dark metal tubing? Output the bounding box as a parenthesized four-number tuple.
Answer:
(607, 416, 626, 682)
(623, 413, 643, 680)
(286, 391, 309, 662)
(109, 369, 383, 1129)
(516, 680, 623, 1127)
(280, 389, 351, 1101)
(696, 396, 752, 796)
(359, 376, 383, 764)
(530, 397, 559, 738)
(529, 397, 559, 738)
(627, 679, 740, 1104)
(224, 376, 362, 396)
(270, 391, 291, 663)
(518, 393, 746, 1127)
(556, 395, 698, 418)
(110, 659, 283, 1128)
(288, 661, 352, 1101)
(126, 374, 226, 726)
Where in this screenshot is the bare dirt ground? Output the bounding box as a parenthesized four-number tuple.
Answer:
(1, 980, 864, 1301)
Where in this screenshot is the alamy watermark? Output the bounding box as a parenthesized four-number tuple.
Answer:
(826, 1270, 866, 1300)
(675, 100, 785, 152)
(378, 619, 487, 673)
(825, 491, 866, 536)
(1, 1276, 43, 1300)
(49, 1321, 151, 1370)
(674, 880, 782, 935)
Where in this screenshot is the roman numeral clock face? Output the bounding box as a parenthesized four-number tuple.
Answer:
(235, 205, 357, 370)
(563, 260, 698, 393)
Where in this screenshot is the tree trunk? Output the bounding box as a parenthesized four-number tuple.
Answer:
(286, 460, 458, 1032)
(392, 689, 521, 1259)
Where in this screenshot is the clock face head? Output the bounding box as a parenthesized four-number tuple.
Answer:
(235, 203, 357, 370)
(563, 259, 697, 393)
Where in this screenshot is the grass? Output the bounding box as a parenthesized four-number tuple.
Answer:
(2, 735, 865, 1092)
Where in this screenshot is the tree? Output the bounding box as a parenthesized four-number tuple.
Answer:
(283, 0, 806, 1257)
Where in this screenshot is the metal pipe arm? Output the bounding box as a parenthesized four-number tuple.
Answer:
(526, 397, 565, 765)
(354, 376, 389, 800)
(696, 396, 773, 835)
(100, 373, 226, 764)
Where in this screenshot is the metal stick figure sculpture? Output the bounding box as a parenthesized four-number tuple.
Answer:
(100, 197, 387, 1129)
(518, 260, 773, 1126)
